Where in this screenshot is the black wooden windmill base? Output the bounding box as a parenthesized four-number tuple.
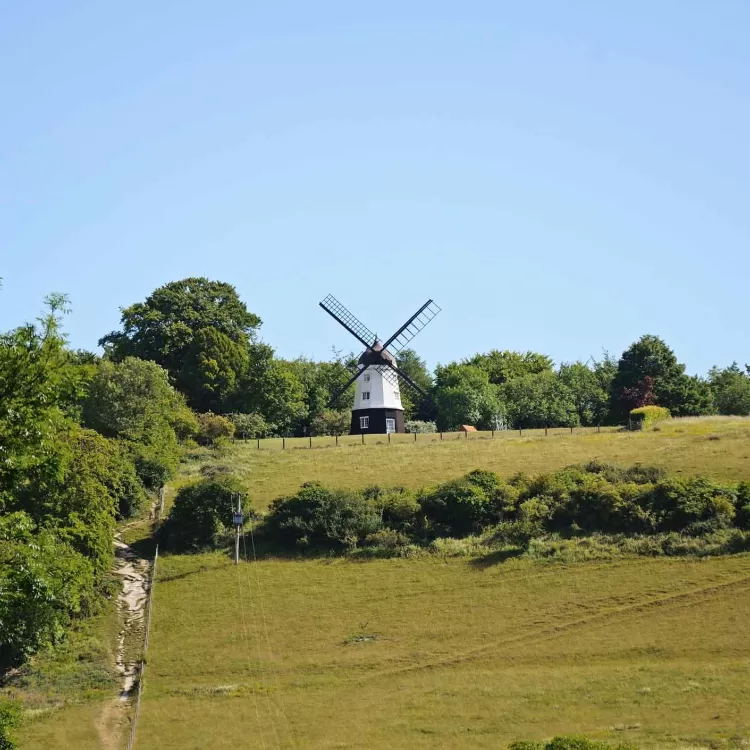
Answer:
(319, 294, 441, 435)
(350, 408, 405, 436)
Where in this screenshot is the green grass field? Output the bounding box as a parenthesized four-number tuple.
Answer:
(13, 417, 750, 748)
(184, 417, 750, 511)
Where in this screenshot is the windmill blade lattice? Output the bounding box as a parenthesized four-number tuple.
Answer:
(381, 300, 441, 355)
(319, 295, 377, 350)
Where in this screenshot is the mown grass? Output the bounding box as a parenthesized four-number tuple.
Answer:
(181, 417, 750, 511)
(133, 552, 750, 748)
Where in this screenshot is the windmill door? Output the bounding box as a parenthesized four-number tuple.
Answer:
(386, 418, 396, 434)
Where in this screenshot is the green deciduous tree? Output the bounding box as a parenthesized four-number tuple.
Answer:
(558, 362, 610, 426)
(502, 371, 579, 429)
(610, 335, 713, 421)
(80, 357, 185, 487)
(99, 278, 260, 410)
(396, 349, 434, 421)
(709, 363, 750, 416)
(433, 364, 503, 431)
(465, 350, 553, 385)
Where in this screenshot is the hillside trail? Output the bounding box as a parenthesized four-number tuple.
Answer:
(96, 526, 152, 749)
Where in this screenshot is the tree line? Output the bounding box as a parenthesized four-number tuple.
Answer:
(99, 277, 750, 434)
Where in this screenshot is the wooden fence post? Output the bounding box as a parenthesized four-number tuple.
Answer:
(388, 432, 391, 444)
(545, 426, 548, 436)
(414, 432, 417, 442)
(570, 426, 573, 435)
(336, 434, 339, 446)
(440, 432, 443, 441)
(361, 433, 364, 445)
(282, 437, 286, 450)
(519, 428, 522, 437)
(257, 438, 260, 450)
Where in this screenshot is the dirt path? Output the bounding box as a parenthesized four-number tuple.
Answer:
(96, 532, 151, 748)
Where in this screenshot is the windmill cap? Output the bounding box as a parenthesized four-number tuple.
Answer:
(358, 340, 396, 366)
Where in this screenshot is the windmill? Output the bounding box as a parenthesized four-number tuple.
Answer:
(320, 294, 441, 435)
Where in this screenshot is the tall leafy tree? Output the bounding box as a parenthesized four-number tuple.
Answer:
(232, 343, 306, 435)
(558, 362, 610, 426)
(395, 349, 434, 421)
(99, 278, 261, 409)
(433, 364, 502, 431)
(502, 371, 579, 429)
(610, 335, 712, 420)
(464, 350, 553, 385)
(709, 363, 750, 416)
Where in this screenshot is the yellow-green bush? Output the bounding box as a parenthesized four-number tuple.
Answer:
(629, 405, 671, 430)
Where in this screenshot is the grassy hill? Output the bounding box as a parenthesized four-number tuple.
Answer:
(14, 417, 750, 749)
(183, 417, 750, 511)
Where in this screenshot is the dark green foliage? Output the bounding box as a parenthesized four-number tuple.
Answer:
(395, 349, 434, 421)
(510, 737, 637, 750)
(558, 362, 610, 426)
(260, 463, 750, 555)
(227, 412, 269, 439)
(502, 372, 579, 429)
(264, 483, 382, 549)
(709, 362, 750, 415)
(418, 478, 495, 536)
(310, 409, 350, 436)
(80, 357, 183, 486)
(465, 350, 554, 385)
(610, 335, 714, 421)
(433, 363, 503, 430)
(0, 513, 95, 669)
(0, 700, 20, 749)
(159, 475, 247, 551)
(99, 277, 261, 411)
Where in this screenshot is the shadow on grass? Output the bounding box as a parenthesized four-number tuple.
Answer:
(469, 547, 524, 569)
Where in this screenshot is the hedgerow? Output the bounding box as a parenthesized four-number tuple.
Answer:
(256, 462, 750, 554)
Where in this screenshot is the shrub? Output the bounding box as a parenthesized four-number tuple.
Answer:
(363, 486, 420, 533)
(629, 405, 671, 430)
(419, 478, 494, 537)
(226, 412, 268, 439)
(405, 420, 437, 433)
(263, 483, 381, 549)
(651, 477, 736, 533)
(196, 412, 236, 446)
(736, 482, 750, 530)
(309, 409, 350, 437)
(510, 737, 637, 750)
(0, 700, 20, 750)
(0, 514, 96, 669)
(159, 474, 246, 551)
(364, 528, 411, 550)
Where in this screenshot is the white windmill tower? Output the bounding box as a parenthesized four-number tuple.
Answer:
(319, 295, 441, 434)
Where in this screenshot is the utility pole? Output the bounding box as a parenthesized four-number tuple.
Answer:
(232, 493, 244, 565)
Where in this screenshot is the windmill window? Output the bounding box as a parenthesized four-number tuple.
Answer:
(362, 391, 370, 400)
(360, 416, 370, 429)
(386, 418, 396, 433)
(364, 373, 370, 382)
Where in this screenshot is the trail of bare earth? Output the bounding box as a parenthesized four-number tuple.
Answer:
(94, 533, 150, 749)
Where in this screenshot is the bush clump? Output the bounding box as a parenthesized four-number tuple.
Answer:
(510, 736, 637, 750)
(629, 405, 671, 430)
(159, 474, 247, 551)
(263, 482, 382, 549)
(405, 420, 437, 433)
(196, 412, 236, 446)
(226, 412, 268, 439)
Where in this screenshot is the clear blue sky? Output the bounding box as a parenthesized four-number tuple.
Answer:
(2, 1, 748, 375)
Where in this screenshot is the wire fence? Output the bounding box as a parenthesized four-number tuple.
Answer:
(235, 424, 621, 451)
